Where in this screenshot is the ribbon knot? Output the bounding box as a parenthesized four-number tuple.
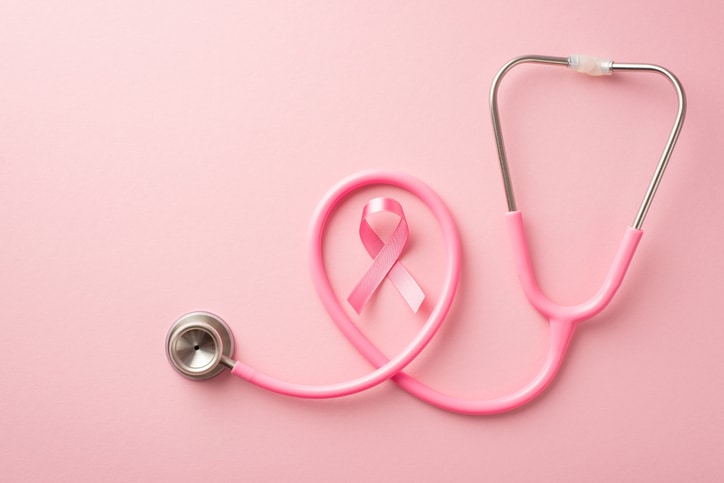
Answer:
(347, 197, 425, 314)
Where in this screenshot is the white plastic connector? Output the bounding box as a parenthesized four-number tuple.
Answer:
(568, 54, 613, 76)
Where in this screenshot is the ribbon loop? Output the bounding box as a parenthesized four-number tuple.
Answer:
(347, 197, 425, 314)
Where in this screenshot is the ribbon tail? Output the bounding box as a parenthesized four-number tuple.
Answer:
(387, 262, 425, 313)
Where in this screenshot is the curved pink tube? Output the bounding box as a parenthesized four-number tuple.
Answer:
(230, 170, 461, 398)
(311, 207, 642, 413)
(233, 170, 642, 413)
(506, 212, 643, 324)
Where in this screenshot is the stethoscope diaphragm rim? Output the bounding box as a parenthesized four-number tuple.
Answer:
(165, 311, 235, 380)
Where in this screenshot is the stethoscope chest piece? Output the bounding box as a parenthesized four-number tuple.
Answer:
(165, 311, 235, 380)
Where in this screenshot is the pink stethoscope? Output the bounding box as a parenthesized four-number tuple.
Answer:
(165, 55, 686, 415)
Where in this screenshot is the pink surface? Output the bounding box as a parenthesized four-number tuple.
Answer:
(0, 1, 722, 482)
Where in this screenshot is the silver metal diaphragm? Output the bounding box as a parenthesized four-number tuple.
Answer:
(165, 311, 235, 380)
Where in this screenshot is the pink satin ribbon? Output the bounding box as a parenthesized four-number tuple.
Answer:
(347, 197, 425, 314)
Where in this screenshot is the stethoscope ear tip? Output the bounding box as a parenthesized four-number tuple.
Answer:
(165, 311, 235, 380)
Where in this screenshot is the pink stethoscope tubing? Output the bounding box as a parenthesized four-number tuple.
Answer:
(325, 203, 642, 415)
(237, 169, 642, 413)
(229, 170, 461, 398)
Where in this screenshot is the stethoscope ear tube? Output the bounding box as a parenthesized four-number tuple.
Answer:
(490, 55, 686, 230)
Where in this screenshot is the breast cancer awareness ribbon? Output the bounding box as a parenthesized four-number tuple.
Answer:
(347, 197, 425, 314)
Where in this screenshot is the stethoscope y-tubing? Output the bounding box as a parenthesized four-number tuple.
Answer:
(229, 170, 641, 414)
(318, 205, 641, 415)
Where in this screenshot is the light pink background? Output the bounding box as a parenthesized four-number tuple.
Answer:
(1, 1, 722, 481)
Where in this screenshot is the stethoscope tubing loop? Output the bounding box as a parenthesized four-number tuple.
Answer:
(227, 170, 462, 399)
